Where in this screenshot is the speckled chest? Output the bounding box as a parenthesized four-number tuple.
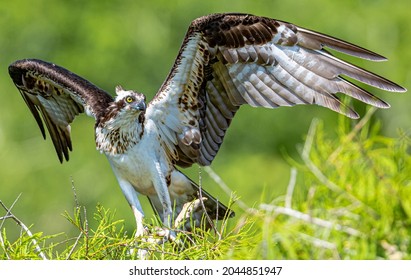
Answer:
(105, 120, 172, 196)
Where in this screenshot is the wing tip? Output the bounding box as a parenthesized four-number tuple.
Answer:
(390, 84, 407, 93)
(295, 26, 393, 62)
(374, 80, 407, 93)
(347, 110, 360, 119)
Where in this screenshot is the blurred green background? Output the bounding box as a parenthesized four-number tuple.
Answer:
(0, 0, 409, 239)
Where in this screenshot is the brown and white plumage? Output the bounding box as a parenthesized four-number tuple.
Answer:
(149, 13, 405, 168)
(8, 59, 114, 162)
(8, 13, 406, 239)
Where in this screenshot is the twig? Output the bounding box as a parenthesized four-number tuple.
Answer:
(285, 168, 297, 209)
(197, 166, 219, 237)
(0, 218, 10, 259)
(298, 232, 340, 259)
(66, 231, 83, 260)
(67, 180, 91, 258)
(0, 195, 48, 260)
(204, 166, 249, 211)
(82, 206, 89, 256)
(0, 215, 13, 221)
(71, 176, 80, 210)
(259, 204, 362, 237)
(298, 232, 338, 251)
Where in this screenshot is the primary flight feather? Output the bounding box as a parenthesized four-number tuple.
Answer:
(8, 13, 406, 237)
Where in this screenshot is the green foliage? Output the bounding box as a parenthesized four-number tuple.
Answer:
(0, 0, 409, 260)
(1, 114, 410, 260)
(1, 0, 409, 239)
(234, 113, 411, 260)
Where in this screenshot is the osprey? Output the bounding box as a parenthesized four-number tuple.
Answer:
(8, 13, 405, 238)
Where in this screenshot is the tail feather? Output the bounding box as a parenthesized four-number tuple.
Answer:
(186, 175, 235, 221)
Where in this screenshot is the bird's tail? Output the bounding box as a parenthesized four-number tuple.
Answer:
(185, 175, 235, 221)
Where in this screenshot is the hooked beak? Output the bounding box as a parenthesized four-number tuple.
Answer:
(133, 99, 146, 112)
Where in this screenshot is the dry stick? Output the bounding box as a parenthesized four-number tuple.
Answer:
(197, 166, 220, 239)
(0, 195, 48, 260)
(203, 166, 249, 211)
(0, 215, 12, 259)
(202, 166, 255, 240)
(82, 206, 89, 257)
(71, 176, 80, 210)
(259, 204, 362, 237)
(298, 232, 340, 259)
(66, 231, 83, 260)
(67, 178, 90, 259)
(298, 232, 337, 250)
(285, 167, 297, 209)
(70, 176, 85, 232)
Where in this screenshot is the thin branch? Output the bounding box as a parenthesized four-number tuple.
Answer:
(0, 195, 48, 260)
(197, 166, 219, 238)
(297, 232, 340, 259)
(259, 204, 362, 237)
(0, 218, 10, 259)
(204, 166, 249, 211)
(298, 232, 337, 251)
(83, 206, 89, 257)
(66, 231, 83, 260)
(71, 176, 80, 210)
(0, 215, 13, 221)
(285, 167, 297, 209)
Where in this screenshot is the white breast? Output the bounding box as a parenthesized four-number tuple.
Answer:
(106, 119, 170, 196)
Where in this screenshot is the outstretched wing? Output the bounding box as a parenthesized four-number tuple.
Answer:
(146, 13, 406, 167)
(9, 59, 114, 162)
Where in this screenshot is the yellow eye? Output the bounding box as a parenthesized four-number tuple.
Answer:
(126, 96, 134, 103)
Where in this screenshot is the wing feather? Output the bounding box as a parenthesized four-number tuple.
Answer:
(293, 25, 388, 61)
(9, 59, 113, 162)
(146, 13, 406, 167)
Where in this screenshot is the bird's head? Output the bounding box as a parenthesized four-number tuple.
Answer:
(114, 85, 146, 113)
(101, 85, 146, 128)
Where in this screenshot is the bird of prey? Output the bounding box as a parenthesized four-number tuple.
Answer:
(8, 13, 405, 238)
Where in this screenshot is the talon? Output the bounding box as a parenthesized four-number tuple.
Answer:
(174, 198, 207, 228)
(135, 226, 149, 238)
(152, 227, 177, 242)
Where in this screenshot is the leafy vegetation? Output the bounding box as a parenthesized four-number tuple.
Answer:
(2, 111, 410, 259)
(1, 0, 409, 237)
(0, 0, 409, 260)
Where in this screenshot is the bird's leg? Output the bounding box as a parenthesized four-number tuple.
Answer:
(151, 160, 175, 241)
(114, 177, 151, 258)
(131, 205, 146, 238)
(116, 178, 147, 236)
